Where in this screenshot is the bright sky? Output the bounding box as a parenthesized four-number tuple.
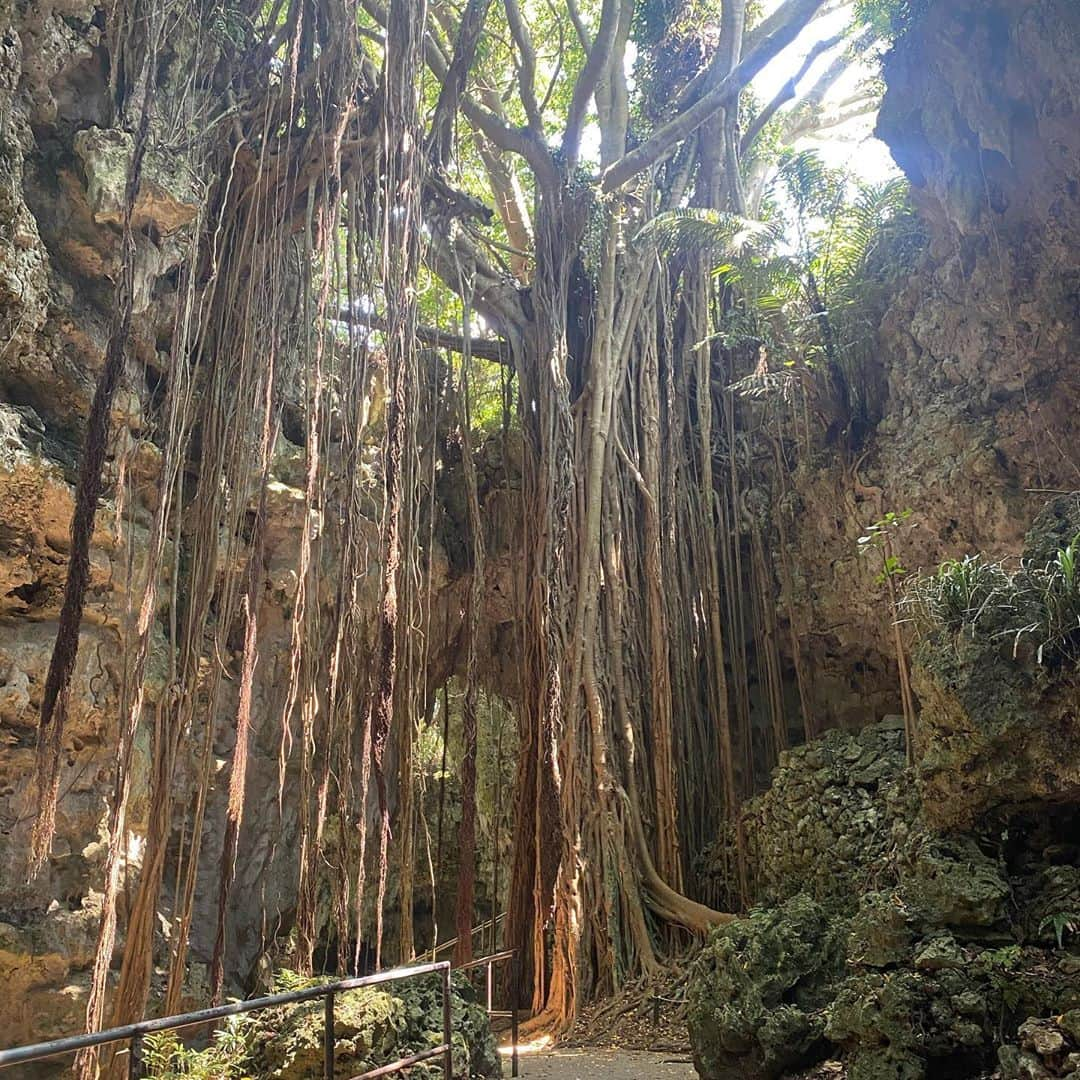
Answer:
(752, 2, 899, 183)
(578, 3, 899, 184)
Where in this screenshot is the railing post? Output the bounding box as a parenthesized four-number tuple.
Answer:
(128, 1034, 145, 1080)
(324, 991, 335, 1079)
(442, 966, 453, 1078)
(485, 961, 493, 1013)
(511, 999, 519, 1079)
(510, 950, 520, 1079)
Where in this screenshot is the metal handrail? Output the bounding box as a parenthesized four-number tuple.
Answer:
(426, 912, 507, 959)
(458, 948, 520, 1079)
(0, 960, 453, 1079)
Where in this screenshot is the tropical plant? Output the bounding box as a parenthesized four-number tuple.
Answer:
(644, 149, 924, 439)
(906, 555, 1012, 636)
(1039, 910, 1080, 951)
(908, 533, 1080, 665)
(1014, 534, 1080, 664)
(142, 1018, 254, 1079)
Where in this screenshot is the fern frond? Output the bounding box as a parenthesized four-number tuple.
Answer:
(638, 209, 782, 262)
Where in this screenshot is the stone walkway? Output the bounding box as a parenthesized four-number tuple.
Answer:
(511, 1047, 697, 1078)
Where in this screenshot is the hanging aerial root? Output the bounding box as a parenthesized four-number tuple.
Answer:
(210, 418, 273, 1000)
(367, 0, 427, 968)
(28, 88, 153, 878)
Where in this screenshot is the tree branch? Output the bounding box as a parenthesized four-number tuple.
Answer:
(787, 97, 878, 141)
(594, 0, 635, 166)
(719, 0, 749, 211)
(364, 0, 558, 183)
(342, 311, 513, 364)
(718, 0, 747, 74)
(563, 0, 620, 165)
(422, 207, 529, 335)
(475, 133, 535, 280)
(565, 0, 590, 50)
(745, 0, 845, 52)
(674, 0, 840, 115)
(802, 27, 876, 110)
(601, 0, 828, 192)
(741, 31, 845, 156)
(428, 0, 495, 166)
(504, 0, 544, 131)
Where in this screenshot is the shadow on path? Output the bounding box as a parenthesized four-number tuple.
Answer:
(513, 1047, 697, 1078)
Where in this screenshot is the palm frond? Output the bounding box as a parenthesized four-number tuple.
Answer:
(638, 209, 782, 262)
(769, 149, 839, 215)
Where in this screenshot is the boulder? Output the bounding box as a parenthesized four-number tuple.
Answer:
(687, 895, 845, 1080)
(689, 721, 1080, 1080)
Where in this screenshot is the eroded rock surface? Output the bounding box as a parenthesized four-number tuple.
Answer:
(770, 0, 1080, 730)
(688, 722, 1080, 1080)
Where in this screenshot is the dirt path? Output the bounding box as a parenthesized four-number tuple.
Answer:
(513, 1047, 697, 1078)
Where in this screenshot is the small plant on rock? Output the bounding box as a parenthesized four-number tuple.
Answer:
(142, 1016, 254, 1079)
(910, 532, 1080, 667)
(907, 554, 1012, 637)
(1020, 533, 1080, 664)
(1038, 910, 1080, 950)
(858, 509, 917, 762)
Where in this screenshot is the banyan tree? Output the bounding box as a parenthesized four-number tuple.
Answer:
(22, 0, 890, 1069)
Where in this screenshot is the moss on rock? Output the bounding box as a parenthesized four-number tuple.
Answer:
(688, 714, 1080, 1080)
(687, 895, 847, 1080)
(898, 834, 1009, 929)
(704, 719, 913, 912)
(145, 974, 501, 1079)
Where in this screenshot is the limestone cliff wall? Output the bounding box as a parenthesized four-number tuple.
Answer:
(776, 0, 1080, 732)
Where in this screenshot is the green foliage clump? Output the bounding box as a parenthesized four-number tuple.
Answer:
(642, 149, 925, 436)
(853, 0, 930, 42)
(139, 972, 501, 1080)
(908, 533, 1080, 665)
(143, 1019, 253, 1079)
(1019, 865, 1080, 949)
(907, 554, 1012, 635)
(858, 509, 915, 583)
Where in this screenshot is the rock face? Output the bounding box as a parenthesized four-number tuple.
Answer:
(693, 496, 1080, 1079)
(687, 895, 845, 1080)
(999, 1014, 1080, 1080)
(730, 719, 916, 906)
(688, 722, 1080, 1080)
(0, 0, 187, 1043)
(913, 495, 1080, 829)
(772, 0, 1080, 732)
(0, 0, 516, 1050)
(690, 15, 1080, 1069)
